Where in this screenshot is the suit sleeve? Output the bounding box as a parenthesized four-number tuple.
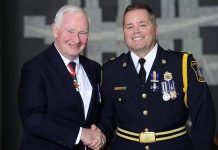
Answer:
(186, 54, 216, 150)
(18, 61, 80, 149)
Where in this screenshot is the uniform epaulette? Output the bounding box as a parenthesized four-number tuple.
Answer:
(103, 57, 115, 64)
(167, 49, 183, 54)
(167, 49, 193, 56)
(103, 53, 125, 64)
(181, 51, 192, 55)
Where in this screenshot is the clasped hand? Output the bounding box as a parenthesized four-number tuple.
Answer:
(81, 125, 106, 150)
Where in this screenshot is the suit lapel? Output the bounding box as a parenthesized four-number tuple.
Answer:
(79, 56, 98, 121)
(46, 44, 73, 91)
(45, 44, 85, 119)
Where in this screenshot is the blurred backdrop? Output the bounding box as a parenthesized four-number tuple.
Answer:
(1, 0, 218, 149)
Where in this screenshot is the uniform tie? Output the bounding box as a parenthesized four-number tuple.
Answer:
(138, 58, 146, 83)
(67, 62, 79, 91)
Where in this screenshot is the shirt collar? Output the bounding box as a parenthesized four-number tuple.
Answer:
(54, 43, 80, 67)
(130, 43, 158, 68)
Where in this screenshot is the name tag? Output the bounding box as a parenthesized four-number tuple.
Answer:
(114, 86, 127, 91)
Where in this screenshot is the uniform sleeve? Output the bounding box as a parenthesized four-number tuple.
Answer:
(98, 64, 116, 143)
(186, 54, 216, 150)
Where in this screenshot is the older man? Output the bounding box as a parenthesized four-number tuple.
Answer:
(18, 4, 105, 150)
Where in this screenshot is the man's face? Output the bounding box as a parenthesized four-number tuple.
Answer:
(123, 9, 157, 54)
(52, 11, 89, 60)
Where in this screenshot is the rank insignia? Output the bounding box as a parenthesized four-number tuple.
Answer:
(191, 61, 205, 82)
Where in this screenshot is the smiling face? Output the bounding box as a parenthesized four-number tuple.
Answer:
(123, 9, 158, 57)
(52, 11, 89, 60)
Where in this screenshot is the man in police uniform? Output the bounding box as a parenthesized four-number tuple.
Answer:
(99, 3, 215, 150)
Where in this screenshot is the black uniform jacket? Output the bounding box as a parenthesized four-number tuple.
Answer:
(18, 43, 102, 150)
(99, 46, 215, 150)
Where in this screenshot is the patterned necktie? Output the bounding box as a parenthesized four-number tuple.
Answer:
(138, 58, 146, 83)
(67, 62, 79, 91)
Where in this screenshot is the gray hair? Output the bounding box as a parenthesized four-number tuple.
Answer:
(54, 4, 89, 28)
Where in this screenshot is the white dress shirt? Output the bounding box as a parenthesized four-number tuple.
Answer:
(55, 45, 92, 145)
(130, 43, 158, 81)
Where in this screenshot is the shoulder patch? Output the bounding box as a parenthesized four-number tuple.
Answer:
(191, 61, 205, 82)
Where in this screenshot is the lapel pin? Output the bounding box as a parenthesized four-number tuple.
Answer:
(161, 59, 166, 65)
(122, 62, 127, 68)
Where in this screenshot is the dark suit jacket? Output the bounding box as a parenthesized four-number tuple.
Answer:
(99, 46, 215, 150)
(18, 44, 102, 150)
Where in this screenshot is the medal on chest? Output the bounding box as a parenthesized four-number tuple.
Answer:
(150, 71, 159, 92)
(161, 71, 177, 101)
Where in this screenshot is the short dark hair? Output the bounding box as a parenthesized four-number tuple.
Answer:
(123, 3, 156, 26)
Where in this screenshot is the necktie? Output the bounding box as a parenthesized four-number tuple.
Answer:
(67, 62, 79, 91)
(138, 58, 146, 83)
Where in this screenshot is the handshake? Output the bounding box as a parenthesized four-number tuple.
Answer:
(81, 124, 106, 150)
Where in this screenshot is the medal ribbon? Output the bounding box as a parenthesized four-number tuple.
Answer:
(161, 82, 166, 94)
(151, 71, 159, 82)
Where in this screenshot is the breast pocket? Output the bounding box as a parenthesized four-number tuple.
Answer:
(112, 89, 134, 124)
(152, 87, 185, 120)
(113, 90, 130, 103)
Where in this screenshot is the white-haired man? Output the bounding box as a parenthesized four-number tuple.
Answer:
(18, 4, 105, 150)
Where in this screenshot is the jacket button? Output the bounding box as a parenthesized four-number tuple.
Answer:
(143, 110, 148, 116)
(141, 93, 147, 99)
(144, 128, 149, 132)
(145, 145, 150, 150)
